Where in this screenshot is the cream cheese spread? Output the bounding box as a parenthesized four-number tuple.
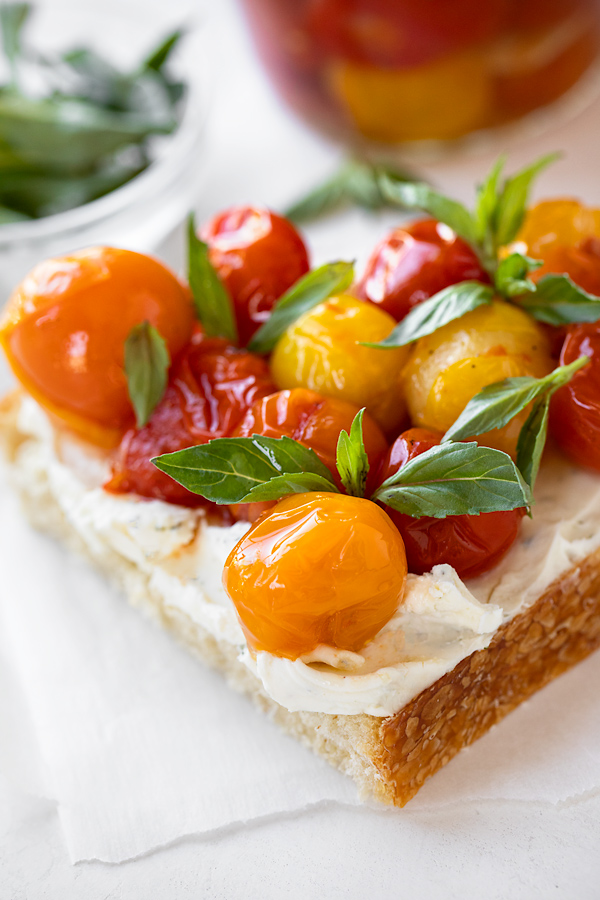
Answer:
(11, 396, 600, 718)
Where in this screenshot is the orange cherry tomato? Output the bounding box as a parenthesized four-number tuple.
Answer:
(105, 332, 276, 507)
(223, 492, 408, 659)
(551, 322, 600, 471)
(0, 247, 194, 448)
(201, 206, 310, 347)
(229, 387, 388, 522)
(354, 219, 489, 322)
(376, 428, 525, 578)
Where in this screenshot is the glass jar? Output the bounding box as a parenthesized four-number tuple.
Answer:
(239, 0, 600, 147)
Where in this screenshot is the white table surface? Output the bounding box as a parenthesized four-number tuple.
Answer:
(3, 1, 600, 896)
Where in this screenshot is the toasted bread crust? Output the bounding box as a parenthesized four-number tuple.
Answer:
(3, 389, 600, 806)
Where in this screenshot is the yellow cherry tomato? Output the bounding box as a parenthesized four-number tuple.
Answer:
(403, 300, 553, 455)
(516, 199, 600, 261)
(223, 492, 408, 659)
(328, 49, 490, 142)
(270, 293, 409, 434)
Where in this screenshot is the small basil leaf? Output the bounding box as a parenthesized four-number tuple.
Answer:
(284, 158, 417, 223)
(474, 154, 505, 248)
(143, 28, 184, 73)
(152, 434, 338, 503)
(187, 215, 238, 344)
(336, 408, 369, 498)
(494, 252, 543, 298)
(0, 2, 30, 82)
(124, 321, 170, 429)
(378, 176, 477, 246)
(520, 273, 600, 325)
(248, 260, 354, 354)
(493, 152, 560, 246)
(364, 281, 494, 349)
(371, 441, 530, 518)
(516, 395, 550, 492)
(442, 356, 590, 443)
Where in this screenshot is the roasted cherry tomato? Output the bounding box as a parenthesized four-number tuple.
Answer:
(376, 428, 525, 578)
(270, 294, 409, 434)
(403, 300, 553, 455)
(0, 248, 194, 447)
(223, 492, 407, 658)
(105, 332, 276, 507)
(516, 199, 600, 294)
(551, 322, 600, 471)
(201, 206, 310, 347)
(354, 219, 489, 322)
(229, 387, 388, 522)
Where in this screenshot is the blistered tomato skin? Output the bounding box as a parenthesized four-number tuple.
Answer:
(377, 428, 525, 578)
(354, 219, 489, 322)
(516, 199, 600, 295)
(223, 492, 408, 659)
(270, 294, 409, 434)
(403, 300, 553, 455)
(0, 248, 194, 447)
(551, 323, 600, 471)
(201, 206, 310, 346)
(105, 332, 276, 507)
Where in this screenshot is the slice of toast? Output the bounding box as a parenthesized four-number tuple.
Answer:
(3, 389, 600, 806)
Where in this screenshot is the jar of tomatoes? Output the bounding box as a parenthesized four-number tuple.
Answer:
(238, 0, 600, 146)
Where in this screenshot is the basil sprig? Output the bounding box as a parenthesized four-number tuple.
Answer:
(443, 357, 590, 444)
(371, 442, 530, 518)
(284, 158, 418, 224)
(335, 408, 369, 497)
(153, 410, 530, 518)
(363, 281, 494, 348)
(152, 435, 339, 503)
(247, 260, 354, 355)
(124, 321, 170, 429)
(520, 274, 600, 325)
(516, 396, 551, 492)
(187, 215, 238, 345)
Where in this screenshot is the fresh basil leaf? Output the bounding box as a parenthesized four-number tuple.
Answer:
(520, 273, 600, 325)
(284, 158, 416, 223)
(187, 215, 238, 344)
(371, 442, 530, 518)
(124, 322, 170, 429)
(0, 2, 30, 82)
(143, 29, 183, 73)
(378, 176, 477, 246)
(247, 260, 354, 354)
(364, 281, 493, 349)
(152, 434, 338, 503)
(442, 356, 590, 443)
(516, 395, 550, 492)
(494, 252, 542, 298)
(336, 409, 369, 498)
(493, 153, 560, 246)
(474, 154, 505, 248)
(0, 203, 30, 223)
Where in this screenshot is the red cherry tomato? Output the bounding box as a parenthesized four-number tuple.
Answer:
(200, 206, 310, 347)
(307, 0, 507, 68)
(105, 332, 276, 507)
(376, 428, 524, 578)
(229, 387, 388, 522)
(551, 322, 600, 471)
(354, 219, 489, 322)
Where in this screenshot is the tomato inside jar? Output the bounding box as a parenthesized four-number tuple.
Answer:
(376, 428, 525, 579)
(223, 492, 408, 659)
